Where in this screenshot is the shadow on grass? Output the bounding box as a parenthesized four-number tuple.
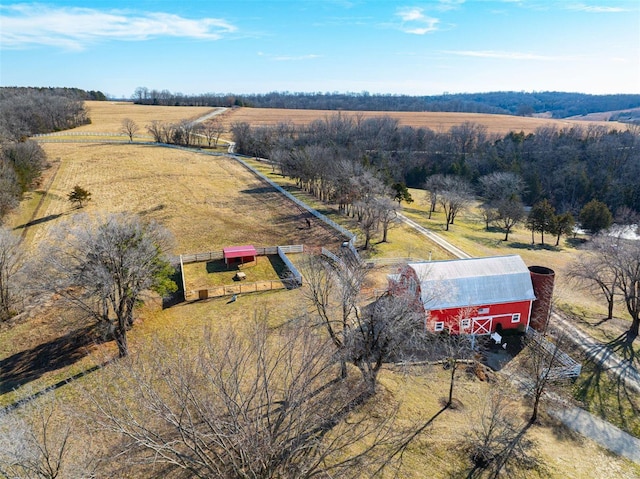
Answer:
(206, 259, 237, 274)
(0, 324, 104, 400)
(573, 332, 640, 437)
(240, 186, 277, 195)
(13, 213, 63, 230)
(508, 242, 560, 252)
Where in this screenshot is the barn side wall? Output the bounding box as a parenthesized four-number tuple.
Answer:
(426, 300, 533, 334)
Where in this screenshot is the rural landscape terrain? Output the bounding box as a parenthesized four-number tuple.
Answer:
(1, 89, 640, 478)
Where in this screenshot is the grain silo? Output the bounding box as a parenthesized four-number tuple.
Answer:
(528, 266, 555, 332)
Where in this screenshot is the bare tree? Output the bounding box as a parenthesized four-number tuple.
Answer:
(464, 389, 542, 479)
(518, 330, 571, 425)
(567, 247, 618, 320)
(36, 213, 177, 357)
(496, 196, 525, 241)
(438, 176, 474, 231)
(120, 118, 139, 143)
(479, 202, 499, 231)
(423, 174, 446, 219)
(83, 318, 406, 478)
(2, 140, 47, 193)
(374, 196, 399, 243)
(0, 392, 93, 479)
(0, 226, 23, 321)
(302, 255, 425, 392)
(200, 118, 225, 148)
(478, 172, 525, 203)
(355, 199, 379, 250)
(433, 309, 475, 408)
(576, 234, 640, 336)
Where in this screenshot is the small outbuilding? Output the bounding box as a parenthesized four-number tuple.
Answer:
(223, 245, 257, 268)
(389, 255, 536, 335)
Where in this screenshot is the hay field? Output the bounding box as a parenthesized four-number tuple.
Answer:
(72, 101, 216, 133)
(220, 107, 627, 135)
(14, 143, 344, 254)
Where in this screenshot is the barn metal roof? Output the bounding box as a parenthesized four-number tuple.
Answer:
(223, 245, 257, 259)
(408, 255, 536, 310)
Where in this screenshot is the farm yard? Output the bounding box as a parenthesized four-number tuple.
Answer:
(1, 101, 640, 478)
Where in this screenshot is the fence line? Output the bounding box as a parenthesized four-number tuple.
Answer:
(180, 245, 303, 265)
(32, 132, 153, 138)
(278, 246, 303, 285)
(232, 155, 357, 243)
(321, 247, 343, 266)
(180, 244, 304, 301)
(527, 328, 582, 380)
(185, 280, 295, 301)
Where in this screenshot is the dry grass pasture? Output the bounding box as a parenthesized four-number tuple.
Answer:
(1, 101, 639, 478)
(73, 101, 216, 132)
(9, 143, 345, 254)
(220, 106, 629, 136)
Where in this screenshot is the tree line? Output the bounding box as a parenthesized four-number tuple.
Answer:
(0, 88, 98, 223)
(229, 115, 640, 223)
(132, 87, 640, 120)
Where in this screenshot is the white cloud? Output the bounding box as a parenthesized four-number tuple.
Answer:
(395, 7, 439, 34)
(271, 54, 322, 61)
(566, 3, 628, 13)
(444, 50, 568, 61)
(0, 3, 237, 50)
(436, 0, 465, 11)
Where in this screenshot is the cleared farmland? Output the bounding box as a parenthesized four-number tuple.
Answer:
(71, 101, 216, 133)
(218, 106, 628, 135)
(13, 143, 345, 255)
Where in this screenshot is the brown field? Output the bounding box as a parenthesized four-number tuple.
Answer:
(220, 106, 629, 136)
(72, 101, 216, 132)
(2, 101, 639, 478)
(75, 101, 629, 138)
(9, 143, 345, 254)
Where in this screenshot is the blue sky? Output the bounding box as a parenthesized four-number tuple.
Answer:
(1, 1, 639, 99)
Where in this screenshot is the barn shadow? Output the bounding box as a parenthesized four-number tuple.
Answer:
(0, 323, 101, 396)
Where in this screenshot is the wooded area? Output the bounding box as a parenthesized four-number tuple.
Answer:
(131, 87, 640, 120)
(229, 116, 640, 220)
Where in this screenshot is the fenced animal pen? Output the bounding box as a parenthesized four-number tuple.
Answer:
(180, 245, 304, 301)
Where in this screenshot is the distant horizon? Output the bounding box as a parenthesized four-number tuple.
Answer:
(6, 87, 639, 101)
(2, 1, 639, 98)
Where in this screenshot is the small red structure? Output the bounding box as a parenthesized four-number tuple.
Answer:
(389, 255, 536, 336)
(223, 245, 257, 267)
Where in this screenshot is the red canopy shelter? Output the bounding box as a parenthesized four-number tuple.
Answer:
(223, 245, 257, 266)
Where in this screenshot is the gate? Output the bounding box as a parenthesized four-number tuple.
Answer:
(471, 317, 493, 335)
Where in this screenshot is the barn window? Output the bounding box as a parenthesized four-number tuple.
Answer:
(434, 321, 445, 332)
(511, 313, 521, 323)
(478, 307, 489, 314)
(460, 318, 470, 329)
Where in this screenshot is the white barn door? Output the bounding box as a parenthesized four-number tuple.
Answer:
(471, 317, 493, 335)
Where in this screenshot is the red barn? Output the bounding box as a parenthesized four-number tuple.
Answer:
(223, 245, 257, 267)
(389, 255, 536, 335)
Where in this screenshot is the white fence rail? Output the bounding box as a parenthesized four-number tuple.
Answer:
(232, 155, 357, 242)
(528, 328, 582, 380)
